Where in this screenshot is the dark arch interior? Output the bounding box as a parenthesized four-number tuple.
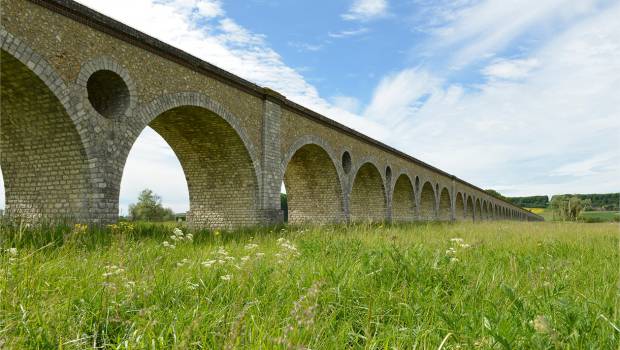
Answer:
(438, 187, 451, 221)
(87, 70, 130, 119)
(466, 196, 474, 221)
(391, 174, 414, 222)
(455, 192, 465, 220)
(350, 163, 386, 222)
(0, 50, 90, 222)
(419, 182, 435, 220)
(341, 151, 352, 174)
(283, 144, 343, 224)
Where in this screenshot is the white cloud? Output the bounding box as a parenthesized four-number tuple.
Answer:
(482, 58, 540, 80)
(417, 0, 602, 68)
(362, 1, 620, 197)
(328, 27, 369, 38)
(342, 0, 388, 21)
(330, 95, 361, 114)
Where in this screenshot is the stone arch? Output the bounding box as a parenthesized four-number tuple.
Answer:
(126, 93, 262, 229)
(419, 181, 436, 220)
(438, 187, 452, 221)
(482, 201, 489, 220)
(466, 195, 475, 221)
(455, 192, 465, 220)
(476, 198, 483, 221)
(281, 140, 344, 224)
(391, 173, 415, 222)
(0, 37, 91, 222)
(349, 162, 386, 222)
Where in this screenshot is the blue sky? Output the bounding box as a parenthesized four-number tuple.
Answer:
(1, 0, 619, 214)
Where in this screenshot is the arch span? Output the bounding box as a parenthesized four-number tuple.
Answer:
(419, 181, 436, 220)
(0, 49, 90, 222)
(455, 192, 465, 220)
(438, 187, 452, 221)
(349, 162, 386, 222)
(282, 143, 344, 224)
(391, 173, 415, 222)
(129, 105, 260, 228)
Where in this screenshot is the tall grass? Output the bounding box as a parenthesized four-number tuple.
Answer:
(1, 221, 618, 348)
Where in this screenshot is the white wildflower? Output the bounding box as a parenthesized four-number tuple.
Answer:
(459, 243, 471, 249)
(240, 256, 250, 262)
(202, 260, 216, 267)
(255, 252, 265, 258)
(173, 228, 184, 237)
(450, 257, 459, 263)
(445, 247, 457, 255)
(244, 243, 258, 250)
(8, 248, 18, 256)
(220, 274, 232, 281)
(450, 238, 464, 244)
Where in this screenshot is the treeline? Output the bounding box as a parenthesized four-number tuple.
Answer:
(506, 193, 619, 211)
(552, 193, 619, 211)
(507, 196, 549, 208)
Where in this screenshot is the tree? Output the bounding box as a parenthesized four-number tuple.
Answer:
(129, 189, 175, 222)
(485, 189, 507, 201)
(549, 195, 590, 221)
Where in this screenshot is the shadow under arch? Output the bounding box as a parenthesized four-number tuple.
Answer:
(419, 181, 436, 220)
(0, 48, 90, 222)
(391, 173, 415, 222)
(281, 141, 344, 224)
(349, 162, 386, 223)
(455, 192, 465, 220)
(438, 187, 452, 221)
(466, 195, 475, 221)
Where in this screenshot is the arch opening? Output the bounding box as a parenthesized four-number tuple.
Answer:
(419, 181, 436, 221)
(283, 144, 344, 224)
(0, 50, 90, 222)
(341, 151, 352, 174)
(350, 163, 386, 222)
(466, 196, 474, 221)
(476, 199, 483, 221)
(455, 192, 465, 220)
(125, 105, 259, 228)
(391, 174, 415, 222)
(119, 127, 188, 221)
(438, 187, 451, 221)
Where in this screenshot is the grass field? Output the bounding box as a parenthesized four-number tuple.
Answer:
(1, 221, 618, 349)
(525, 208, 620, 223)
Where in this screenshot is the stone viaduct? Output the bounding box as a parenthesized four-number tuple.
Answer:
(0, 0, 543, 228)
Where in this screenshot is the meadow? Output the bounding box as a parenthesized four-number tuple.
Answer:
(0, 221, 618, 349)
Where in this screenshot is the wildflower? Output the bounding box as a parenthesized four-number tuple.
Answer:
(531, 315, 553, 334)
(255, 252, 265, 258)
(459, 243, 471, 249)
(240, 256, 250, 262)
(162, 241, 176, 249)
(202, 260, 216, 267)
(173, 228, 184, 237)
(187, 282, 199, 290)
(450, 257, 459, 263)
(446, 247, 457, 255)
(450, 238, 464, 243)
(8, 248, 18, 256)
(220, 274, 232, 281)
(244, 243, 258, 250)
